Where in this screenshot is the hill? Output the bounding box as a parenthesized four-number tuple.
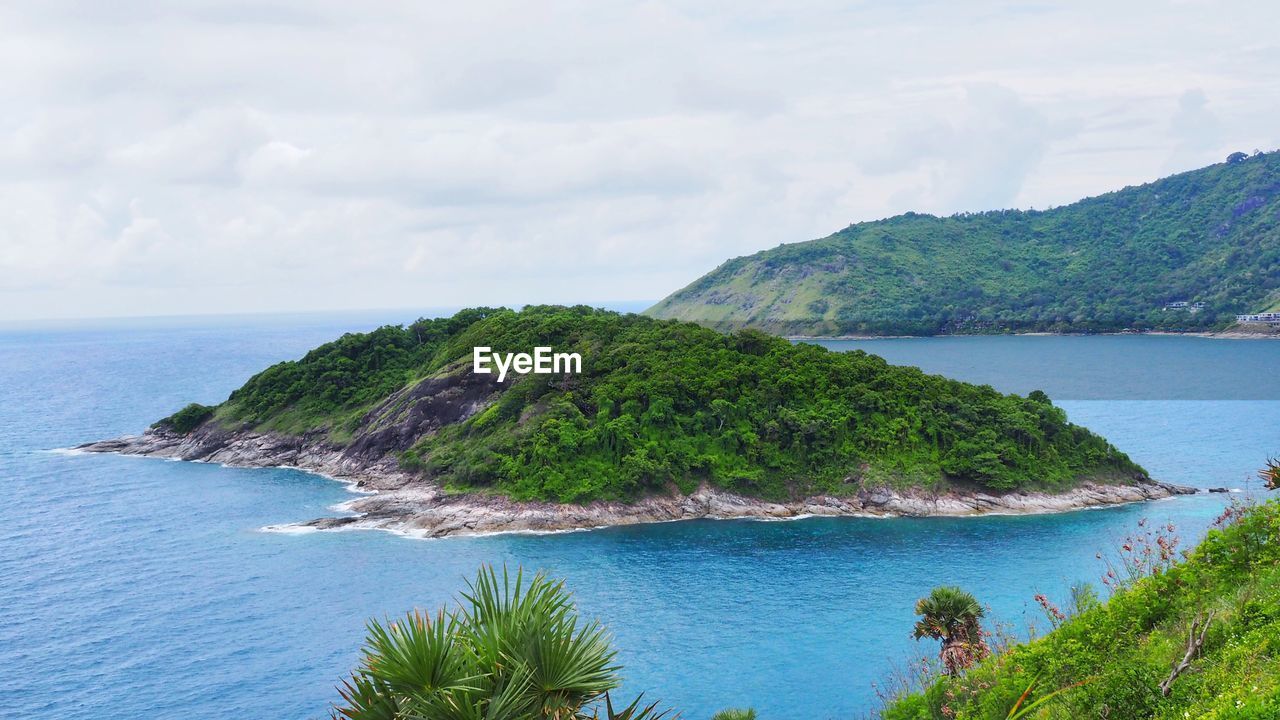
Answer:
(80, 307, 1175, 535)
(883, 496, 1280, 719)
(648, 151, 1280, 336)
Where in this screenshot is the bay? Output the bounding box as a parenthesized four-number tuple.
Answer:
(1, 316, 1276, 719)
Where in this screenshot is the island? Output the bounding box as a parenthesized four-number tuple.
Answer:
(79, 306, 1192, 537)
(648, 151, 1280, 337)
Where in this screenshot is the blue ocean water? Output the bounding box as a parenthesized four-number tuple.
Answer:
(1, 316, 1277, 719)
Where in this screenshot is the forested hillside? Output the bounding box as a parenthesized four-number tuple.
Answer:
(649, 151, 1280, 336)
(155, 306, 1143, 503)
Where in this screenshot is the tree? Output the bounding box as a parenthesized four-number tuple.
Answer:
(333, 566, 670, 720)
(911, 586, 989, 676)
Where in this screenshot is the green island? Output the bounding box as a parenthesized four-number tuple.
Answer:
(155, 305, 1143, 504)
(648, 151, 1280, 336)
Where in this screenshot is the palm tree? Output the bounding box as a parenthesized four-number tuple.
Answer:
(333, 565, 672, 720)
(912, 586, 989, 676)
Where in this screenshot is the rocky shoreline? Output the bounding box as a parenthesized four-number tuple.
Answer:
(77, 428, 1198, 539)
(789, 327, 1280, 341)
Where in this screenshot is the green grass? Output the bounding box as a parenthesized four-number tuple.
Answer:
(650, 151, 1280, 336)
(883, 498, 1280, 719)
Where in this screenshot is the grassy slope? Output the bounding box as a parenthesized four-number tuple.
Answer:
(884, 499, 1280, 720)
(157, 306, 1143, 504)
(649, 152, 1280, 336)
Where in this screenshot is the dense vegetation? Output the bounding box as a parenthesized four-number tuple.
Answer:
(648, 151, 1280, 336)
(184, 306, 1142, 503)
(884, 498, 1280, 719)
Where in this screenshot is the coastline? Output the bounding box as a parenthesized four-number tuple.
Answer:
(76, 428, 1198, 539)
(789, 328, 1280, 341)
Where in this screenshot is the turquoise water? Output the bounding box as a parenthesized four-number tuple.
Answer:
(2, 317, 1277, 719)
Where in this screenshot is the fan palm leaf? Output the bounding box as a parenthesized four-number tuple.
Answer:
(333, 565, 644, 720)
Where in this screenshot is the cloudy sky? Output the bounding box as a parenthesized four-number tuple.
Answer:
(2, 1, 1277, 321)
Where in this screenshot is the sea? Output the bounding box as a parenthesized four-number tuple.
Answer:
(1, 311, 1277, 719)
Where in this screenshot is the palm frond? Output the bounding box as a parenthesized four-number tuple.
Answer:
(332, 673, 401, 720)
(596, 692, 678, 720)
(362, 609, 483, 698)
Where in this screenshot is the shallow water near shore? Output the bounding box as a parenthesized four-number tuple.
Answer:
(2, 313, 1277, 719)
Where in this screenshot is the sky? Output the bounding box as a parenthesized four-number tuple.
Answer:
(2, 1, 1278, 321)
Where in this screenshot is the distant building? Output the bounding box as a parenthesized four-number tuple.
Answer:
(1166, 301, 1189, 309)
(1236, 312, 1280, 324)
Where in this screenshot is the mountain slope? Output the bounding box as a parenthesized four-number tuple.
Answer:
(648, 151, 1280, 336)
(105, 306, 1149, 506)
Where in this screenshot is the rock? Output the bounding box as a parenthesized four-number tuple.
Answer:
(77, 426, 1198, 540)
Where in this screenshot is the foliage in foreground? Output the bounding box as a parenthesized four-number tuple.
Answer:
(883, 499, 1280, 719)
(1261, 458, 1280, 491)
(709, 710, 757, 720)
(649, 150, 1280, 336)
(189, 306, 1140, 502)
(333, 566, 672, 720)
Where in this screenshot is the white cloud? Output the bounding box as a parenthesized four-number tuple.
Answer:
(856, 84, 1063, 211)
(0, 0, 1277, 320)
